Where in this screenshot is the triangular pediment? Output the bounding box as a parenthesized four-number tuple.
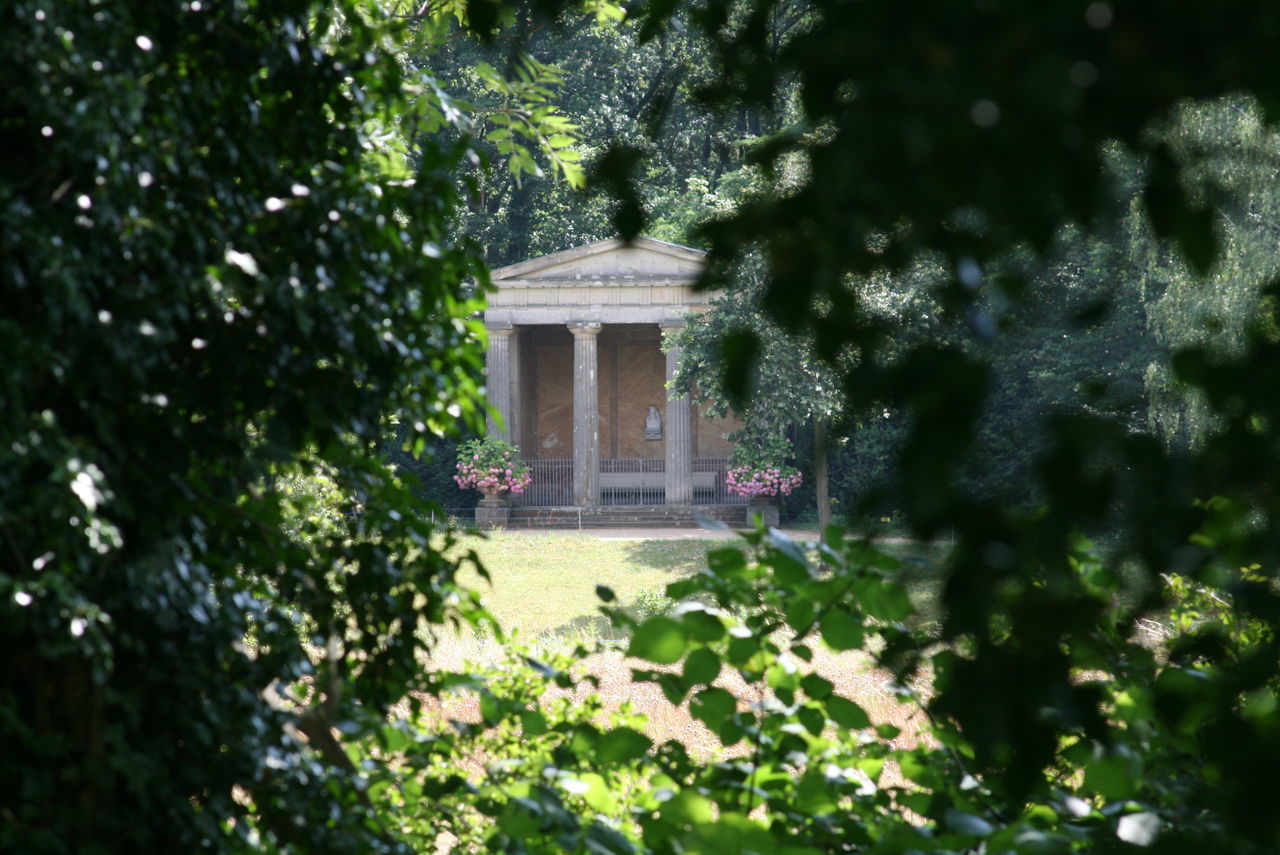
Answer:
(490, 237, 705, 283)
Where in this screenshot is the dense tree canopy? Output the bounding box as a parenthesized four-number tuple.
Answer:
(651, 0, 1280, 849)
(0, 0, 498, 849)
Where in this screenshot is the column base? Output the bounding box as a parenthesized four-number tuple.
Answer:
(747, 498, 780, 528)
(476, 497, 510, 530)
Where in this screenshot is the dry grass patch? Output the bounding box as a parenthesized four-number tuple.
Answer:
(575, 645, 932, 756)
(422, 532, 943, 767)
(418, 630, 933, 760)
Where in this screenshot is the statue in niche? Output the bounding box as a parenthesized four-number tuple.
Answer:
(644, 406, 662, 440)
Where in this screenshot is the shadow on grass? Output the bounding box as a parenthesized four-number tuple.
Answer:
(618, 539, 723, 573)
(546, 584, 679, 642)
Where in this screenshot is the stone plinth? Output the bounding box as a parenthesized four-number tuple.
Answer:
(475, 496, 510, 530)
(747, 497, 779, 528)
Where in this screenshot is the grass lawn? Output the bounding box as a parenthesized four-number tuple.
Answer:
(450, 531, 947, 640)
(454, 533, 719, 638)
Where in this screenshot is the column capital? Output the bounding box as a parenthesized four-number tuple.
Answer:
(658, 317, 687, 331)
(485, 320, 514, 335)
(568, 321, 602, 337)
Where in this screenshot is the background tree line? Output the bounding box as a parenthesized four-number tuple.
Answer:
(416, 21, 1280, 526)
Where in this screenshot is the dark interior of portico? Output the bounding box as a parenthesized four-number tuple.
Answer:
(512, 322, 740, 506)
(517, 323, 734, 462)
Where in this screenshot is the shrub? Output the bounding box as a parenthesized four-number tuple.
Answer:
(454, 437, 533, 496)
(727, 434, 803, 498)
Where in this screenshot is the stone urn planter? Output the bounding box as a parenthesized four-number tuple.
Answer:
(747, 496, 780, 528)
(454, 438, 531, 531)
(726, 452, 801, 529)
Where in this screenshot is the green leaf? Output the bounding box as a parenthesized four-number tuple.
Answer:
(1153, 666, 1216, 734)
(569, 725, 601, 759)
(380, 724, 409, 753)
(717, 719, 745, 745)
(681, 609, 725, 642)
(819, 608, 863, 651)
(853, 577, 914, 622)
(497, 797, 541, 838)
(797, 705, 825, 736)
(784, 597, 817, 632)
(597, 726, 653, 764)
(628, 617, 687, 664)
(658, 673, 687, 705)
(796, 772, 837, 813)
(727, 635, 757, 666)
(825, 695, 871, 729)
(584, 818, 633, 853)
(691, 813, 773, 852)
(945, 808, 995, 837)
(580, 777, 618, 814)
(691, 686, 737, 729)
(479, 692, 504, 726)
(661, 788, 715, 826)
(520, 709, 548, 736)
(596, 584, 616, 603)
(683, 647, 722, 685)
(720, 328, 761, 409)
(706, 547, 747, 578)
(801, 673, 833, 700)
(766, 540, 811, 585)
(1083, 749, 1142, 800)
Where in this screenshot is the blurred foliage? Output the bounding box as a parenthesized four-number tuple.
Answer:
(0, 0, 600, 850)
(384, 425, 480, 511)
(638, 0, 1280, 851)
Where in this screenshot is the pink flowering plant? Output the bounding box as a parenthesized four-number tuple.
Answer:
(453, 437, 531, 497)
(726, 435, 803, 499)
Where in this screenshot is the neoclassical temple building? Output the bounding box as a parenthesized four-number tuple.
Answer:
(482, 237, 742, 515)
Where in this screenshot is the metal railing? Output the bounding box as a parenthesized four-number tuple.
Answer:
(694, 457, 746, 505)
(513, 458, 573, 507)
(600, 458, 665, 506)
(508, 455, 746, 506)
(425, 508, 478, 527)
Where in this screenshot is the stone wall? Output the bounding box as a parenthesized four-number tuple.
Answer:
(599, 325, 666, 459)
(522, 325, 573, 458)
(695, 408, 741, 458)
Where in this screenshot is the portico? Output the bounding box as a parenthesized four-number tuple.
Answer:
(482, 237, 740, 509)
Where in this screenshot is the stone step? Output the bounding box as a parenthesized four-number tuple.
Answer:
(505, 505, 749, 529)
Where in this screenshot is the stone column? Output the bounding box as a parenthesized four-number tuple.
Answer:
(661, 319, 693, 505)
(485, 321, 514, 441)
(508, 326, 522, 451)
(570, 322, 602, 506)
